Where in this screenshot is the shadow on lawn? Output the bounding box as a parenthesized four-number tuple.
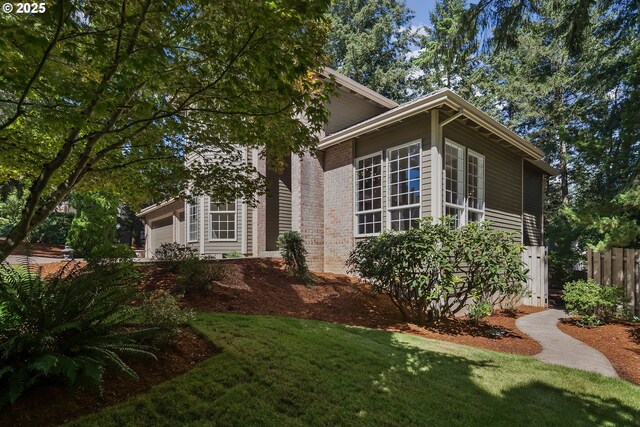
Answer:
(345, 326, 640, 426)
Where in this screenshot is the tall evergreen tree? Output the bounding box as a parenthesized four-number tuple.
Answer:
(414, 0, 478, 97)
(326, 0, 416, 101)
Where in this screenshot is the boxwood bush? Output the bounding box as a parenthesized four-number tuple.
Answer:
(346, 218, 529, 323)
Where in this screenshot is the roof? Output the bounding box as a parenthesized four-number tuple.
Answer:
(318, 88, 553, 170)
(136, 198, 180, 217)
(321, 67, 398, 110)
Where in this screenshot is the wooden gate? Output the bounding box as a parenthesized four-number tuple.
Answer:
(522, 246, 548, 307)
(587, 248, 640, 316)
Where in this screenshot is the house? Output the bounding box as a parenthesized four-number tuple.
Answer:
(138, 68, 554, 282)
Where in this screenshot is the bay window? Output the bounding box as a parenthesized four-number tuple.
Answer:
(444, 139, 485, 226)
(187, 201, 198, 242)
(388, 142, 421, 231)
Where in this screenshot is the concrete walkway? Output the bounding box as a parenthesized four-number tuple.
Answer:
(516, 309, 618, 377)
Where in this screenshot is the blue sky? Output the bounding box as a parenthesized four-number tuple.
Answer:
(405, 0, 437, 27)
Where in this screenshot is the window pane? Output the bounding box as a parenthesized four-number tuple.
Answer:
(357, 211, 382, 235)
(388, 143, 421, 210)
(467, 152, 485, 212)
(390, 207, 420, 231)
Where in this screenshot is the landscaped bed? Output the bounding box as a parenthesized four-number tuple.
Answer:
(558, 319, 640, 384)
(59, 314, 640, 426)
(0, 328, 217, 427)
(139, 258, 544, 355)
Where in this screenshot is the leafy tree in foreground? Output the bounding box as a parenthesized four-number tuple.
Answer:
(0, 0, 332, 262)
(326, 0, 416, 101)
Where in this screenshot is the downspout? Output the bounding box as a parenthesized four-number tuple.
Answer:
(431, 108, 464, 221)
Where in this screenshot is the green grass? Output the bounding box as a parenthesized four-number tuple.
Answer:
(69, 313, 640, 426)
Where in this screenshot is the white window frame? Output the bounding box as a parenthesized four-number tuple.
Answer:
(209, 199, 237, 242)
(186, 201, 199, 243)
(386, 140, 422, 231)
(353, 151, 384, 237)
(444, 139, 486, 227)
(466, 149, 486, 223)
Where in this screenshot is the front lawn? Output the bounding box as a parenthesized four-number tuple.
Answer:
(70, 313, 640, 426)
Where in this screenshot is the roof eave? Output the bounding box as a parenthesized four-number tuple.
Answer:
(318, 90, 545, 161)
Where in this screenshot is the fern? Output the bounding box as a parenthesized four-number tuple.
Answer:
(0, 252, 157, 407)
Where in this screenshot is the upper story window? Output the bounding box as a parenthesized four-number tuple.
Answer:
(210, 200, 236, 241)
(444, 139, 485, 227)
(187, 201, 198, 242)
(387, 142, 421, 231)
(355, 153, 382, 236)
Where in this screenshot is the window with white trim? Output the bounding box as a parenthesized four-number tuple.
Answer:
(355, 153, 382, 235)
(187, 202, 198, 242)
(444, 140, 485, 227)
(467, 150, 485, 223)
(388, 142, 421, 231)
(210, 200, 236, 240)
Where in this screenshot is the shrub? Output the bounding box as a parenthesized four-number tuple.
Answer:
(66, 192, 119, 257)
(176, 257, 227, 293)
(562, 279, 625, 326)
(346, 218, 529, 323)
(153, 243, 199, 272)
(29, 212, 74, 245)
(468, 299, 493, 323)
(277, 231, 312, 284)
(0, 259, 155, 407)
(140, 291, 194, 346)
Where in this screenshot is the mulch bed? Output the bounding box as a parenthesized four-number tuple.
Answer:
(4, 241, 66, 259)
(558, 319, 640, 385)
(0, 328, 218, 427)
(139, 258, 544, 356)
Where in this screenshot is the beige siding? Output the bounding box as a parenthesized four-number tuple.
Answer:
(325, 88, 389, 135)
(246, 149, 254, 255)
(523, 162, 544, 246)
(149, 216, 173, 253)
(265, 159, 292, 251)
(443, 121, 523, 238)
(354, 113, 433, 228)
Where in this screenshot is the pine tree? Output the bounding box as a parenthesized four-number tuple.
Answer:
(326, 0, 416, 101)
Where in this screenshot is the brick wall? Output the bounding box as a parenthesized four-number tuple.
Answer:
(323, 141, 354, 273)
(293, 151, 325, 271)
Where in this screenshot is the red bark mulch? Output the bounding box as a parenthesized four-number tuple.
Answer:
(139, 258, 544, 356)
(0, 328, 218, 427)
(558, 319, 640, 385)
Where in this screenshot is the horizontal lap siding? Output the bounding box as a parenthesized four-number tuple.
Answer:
(325, 89, 389, 136)
(246, 149, 253, 255)
(444, 121, 522, 239)
(523, 162, 544, 246)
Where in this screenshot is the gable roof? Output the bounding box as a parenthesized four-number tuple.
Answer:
(321, 67, 398, 110)
(318, 88, 554, 172)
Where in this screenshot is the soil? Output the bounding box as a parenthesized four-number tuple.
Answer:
(558, 320, 640, 385)
(140, 258, 544, 356)
(0, 328, 218, 427)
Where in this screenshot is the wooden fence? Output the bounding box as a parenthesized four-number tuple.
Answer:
(587, 248, 640, 316)
(523, 246, 548, 307)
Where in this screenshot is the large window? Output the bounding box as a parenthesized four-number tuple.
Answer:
(355, 153, 382, 236)
(388, 142, 421, 231)
(444, 140, 485, 227)
(187, 201, 198, 242)
(210, 200, 236, 240)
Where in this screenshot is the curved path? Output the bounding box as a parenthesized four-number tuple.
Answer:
(516, 309, 618, 377)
